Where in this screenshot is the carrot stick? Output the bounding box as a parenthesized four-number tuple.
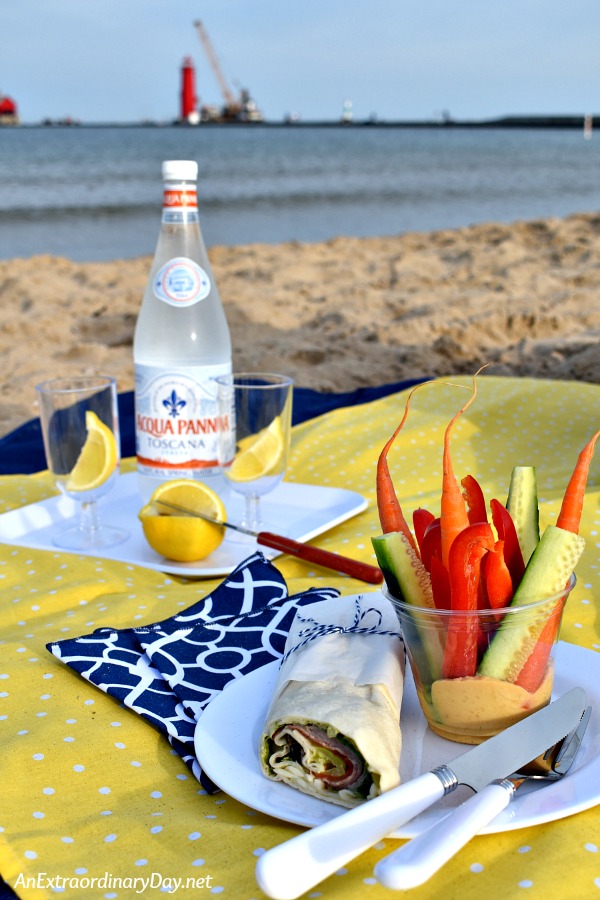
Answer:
(377, 378, 472, 551)
(376, 383, 427, 550)
(556, 429, 600, 534)
(440, 373, 483, 569)
(515, 597, 565, 692)
(520, 430, 598, 689)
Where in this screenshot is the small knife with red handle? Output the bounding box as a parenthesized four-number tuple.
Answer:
(155, 499, 383, 584)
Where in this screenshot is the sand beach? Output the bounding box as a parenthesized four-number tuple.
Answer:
(1, 210, 599, 438)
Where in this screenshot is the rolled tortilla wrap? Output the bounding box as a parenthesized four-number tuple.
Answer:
(259, 593, 405, 807)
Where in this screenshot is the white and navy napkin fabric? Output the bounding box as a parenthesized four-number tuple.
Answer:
(47, 552, 339, 792)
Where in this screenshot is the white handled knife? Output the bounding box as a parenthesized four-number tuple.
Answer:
(255, 687, 587, 900)
(374, 703, 591, 890)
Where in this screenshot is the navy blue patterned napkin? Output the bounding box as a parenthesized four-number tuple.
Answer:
(47, 552, 339, 792)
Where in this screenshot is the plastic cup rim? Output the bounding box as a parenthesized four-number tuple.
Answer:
(215, 372, 293, 389)
(35, 375, 117, 396)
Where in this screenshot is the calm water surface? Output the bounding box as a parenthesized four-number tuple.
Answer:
(1, 125, 599, 261)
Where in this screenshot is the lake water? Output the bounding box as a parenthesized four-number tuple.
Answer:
(1, 124, 600, 261)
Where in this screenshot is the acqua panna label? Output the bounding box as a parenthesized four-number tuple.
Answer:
(134, 362, 232, 477)
(153, 256, 211, 308)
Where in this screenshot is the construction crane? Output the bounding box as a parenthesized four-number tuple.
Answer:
(193, 20, 262, 122)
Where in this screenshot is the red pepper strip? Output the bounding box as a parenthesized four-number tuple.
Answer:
(482, 540, 514, 609)
(448, 523, 495, 610)
(514, 599, 565, 692)
(420, 519, 451, 608)
(442, 523, 496, 679)
(461, 474, 488, 524)
(430, 556, 451, 610)
(489, 499, 525, 586)
(420, 518, 442, 573)
(413, 508, 435, 558)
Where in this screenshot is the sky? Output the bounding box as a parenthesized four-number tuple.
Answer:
(3, 0, 600, 125)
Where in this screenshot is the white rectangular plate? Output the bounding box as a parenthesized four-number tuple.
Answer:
(0, 472, 368, 577)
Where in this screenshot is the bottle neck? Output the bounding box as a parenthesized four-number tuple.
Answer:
(161, 180, 199, 224)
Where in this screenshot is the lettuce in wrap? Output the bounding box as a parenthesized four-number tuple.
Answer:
(259, 593, 405, 808)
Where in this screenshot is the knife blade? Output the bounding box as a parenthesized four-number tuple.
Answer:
(155, 499, 383, 584)
(255, 687, 587, 900)
(374, 703, 591, 890)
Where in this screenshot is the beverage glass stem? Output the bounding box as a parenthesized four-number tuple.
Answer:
(79, 500, 100, 538)
(243, 494, 261, 533)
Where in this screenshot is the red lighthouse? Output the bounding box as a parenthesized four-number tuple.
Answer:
(180, 57, 198, 123)
(0, 94, 18, 125)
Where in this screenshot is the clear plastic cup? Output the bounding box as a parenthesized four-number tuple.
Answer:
(385, 574, 575, 744)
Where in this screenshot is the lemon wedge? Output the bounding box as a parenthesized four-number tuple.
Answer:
(229, 417, 285, 483)
(66, 410, 118, 492)
(139, 479, 226, 562)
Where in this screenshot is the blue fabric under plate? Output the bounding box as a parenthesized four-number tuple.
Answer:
(46, 552, 339, 793)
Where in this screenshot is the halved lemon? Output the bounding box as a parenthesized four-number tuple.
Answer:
(229, 417, 285, 483)
(138, 480, 226, 562)
(66, 410, 118, 492)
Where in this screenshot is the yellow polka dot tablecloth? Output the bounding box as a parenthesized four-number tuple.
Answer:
(0, 376, 599, 900)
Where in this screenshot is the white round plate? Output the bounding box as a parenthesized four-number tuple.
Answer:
(194, 641, 599, 837)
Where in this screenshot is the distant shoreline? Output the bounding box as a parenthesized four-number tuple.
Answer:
(10, 114, 599, 130)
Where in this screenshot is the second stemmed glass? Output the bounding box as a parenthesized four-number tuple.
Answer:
(35, 375, 129, 550)
(216, 373, 293, 533)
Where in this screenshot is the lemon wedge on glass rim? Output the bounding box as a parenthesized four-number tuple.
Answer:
(229, 416, 285, 483)
(138, 480, 226, 562)
(66, 410, 118, 492)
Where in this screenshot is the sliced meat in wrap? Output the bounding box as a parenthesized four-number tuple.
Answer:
(259, 593, 405, 808)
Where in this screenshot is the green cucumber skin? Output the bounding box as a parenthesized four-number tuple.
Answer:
(372, 532, 443, 682)
(506, 465, 540, 565)
(478, 525, 585, 681)
(372, 532, 434, 608)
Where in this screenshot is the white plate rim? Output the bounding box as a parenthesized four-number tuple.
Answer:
(0, 472, 368, 577)
(194, 640, 599, 837)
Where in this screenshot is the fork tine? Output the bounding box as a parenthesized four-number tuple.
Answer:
(518, 704, 592, 776)
(554, 705, 592, 774)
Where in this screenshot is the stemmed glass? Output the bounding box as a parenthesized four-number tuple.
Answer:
(216, 373, 293, 533)
(35, 375, 129, 550)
